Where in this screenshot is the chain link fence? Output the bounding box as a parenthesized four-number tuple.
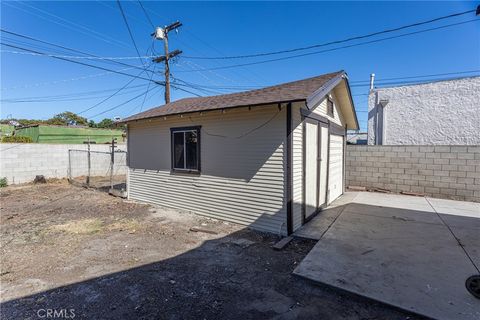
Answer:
(68, 148, 127, 196)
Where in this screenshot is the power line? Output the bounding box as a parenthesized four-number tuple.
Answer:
(87, 85, 160, 119)
(350, 69, 480, 83)
(116, 0, 145, 66)
(183, 8, 477, 60)
(172, 77, 261, 91)
(171, 69, 480, 94)
(78, 66, 154, 115)
(352, 74, 480, 88)
(177, 19, 478, 72)
(96, 0, 152, 30)
(137, 0, 155, 29)
(0, 29, 158, 73)
(1, 42, 163, 85)
(1, 42, 201, 102)
(1, 87, 148, 104)
(140, 4, 268, 87)
(0, 49, 156, 60)
(139, 64, 158, 112)
(1, 84, 148, 102)
(0, 66, 142, 91)
(170, 84, 203, 97)
(4, 1, 131, 50)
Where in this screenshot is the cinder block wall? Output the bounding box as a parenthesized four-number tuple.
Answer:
(346, 145, 480, 202)
(0, 143, 126, 184)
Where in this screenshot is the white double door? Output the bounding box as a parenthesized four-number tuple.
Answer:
(304, 119, 328, 220)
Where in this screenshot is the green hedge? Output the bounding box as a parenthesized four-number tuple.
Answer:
(1, 136, 33, 143)
(0, 177, 7, 188)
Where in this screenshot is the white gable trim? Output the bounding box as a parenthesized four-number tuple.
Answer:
(306, 73, 344, 109)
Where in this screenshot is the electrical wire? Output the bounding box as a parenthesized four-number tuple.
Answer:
(78, 65, 154, 115)
(0, 66, 143, 91)
(183, 8, 477, 60)
(2, 41, 203, 100)
(87, 85, 159, 119)
(172, 69, 480, 94)
(139, 64, 158, 112)
(351, 74, 480, 88)
(1, 84, 147, 100)
(116, 0, 145, 67)
(126, 84, 163, 115)
(1, 85, 148, 103)
(0, 29, 160, 74)
(189, 107, 283, 139)
(138, 4, 268, 86)
(137, 0, 155, 29)
(4, 1, 131, 50)
(350, 69, 480, 84)
(0, 49, 155, 60)
(1, 42, 163, 84)
(178, 19, 479, 72)
(172, 77, 260, 91)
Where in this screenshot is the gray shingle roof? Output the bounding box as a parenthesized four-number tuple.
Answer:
(122, 70, 345, 122)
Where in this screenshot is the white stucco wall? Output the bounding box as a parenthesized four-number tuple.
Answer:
(368, 76, 480, 145)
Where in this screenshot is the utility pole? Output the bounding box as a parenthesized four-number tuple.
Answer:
(152, 21, 182, 104)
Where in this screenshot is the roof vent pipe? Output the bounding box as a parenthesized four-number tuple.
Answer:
(369, 73, 375, 91)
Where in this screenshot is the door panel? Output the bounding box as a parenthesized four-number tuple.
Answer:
(328, 134, 344, 203)
(304, 121, 318, 219)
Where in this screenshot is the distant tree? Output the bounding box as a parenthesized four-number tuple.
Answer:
(0, 113, 123, 129)
(47, 111, 88, 126)
(96, 118, 115, 128)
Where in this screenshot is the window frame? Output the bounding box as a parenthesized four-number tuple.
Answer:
(170, 126, 201, 174)
(327, 97, 335, 117)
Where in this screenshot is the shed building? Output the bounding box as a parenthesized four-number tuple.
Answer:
(123, 71, 359, 235)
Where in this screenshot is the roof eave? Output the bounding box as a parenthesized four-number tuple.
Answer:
(120, 98, 307, 124)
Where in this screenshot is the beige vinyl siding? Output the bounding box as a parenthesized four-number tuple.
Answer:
(127, 104, 288, 235)
(291, 102, 304, 231)
(310, 92, 345, 127)
(328, 134, 344, 203)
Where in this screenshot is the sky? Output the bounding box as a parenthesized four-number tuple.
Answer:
(1, 1, 479, 131)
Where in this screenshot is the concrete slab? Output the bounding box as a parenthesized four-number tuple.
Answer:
(294, 192, 480, 320)
(294, 192, 358, 240)
(427, 197, 480, 218)
(352, 191, 435, 212)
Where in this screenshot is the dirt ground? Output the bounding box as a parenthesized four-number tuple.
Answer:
(0, 182, 423, 319)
